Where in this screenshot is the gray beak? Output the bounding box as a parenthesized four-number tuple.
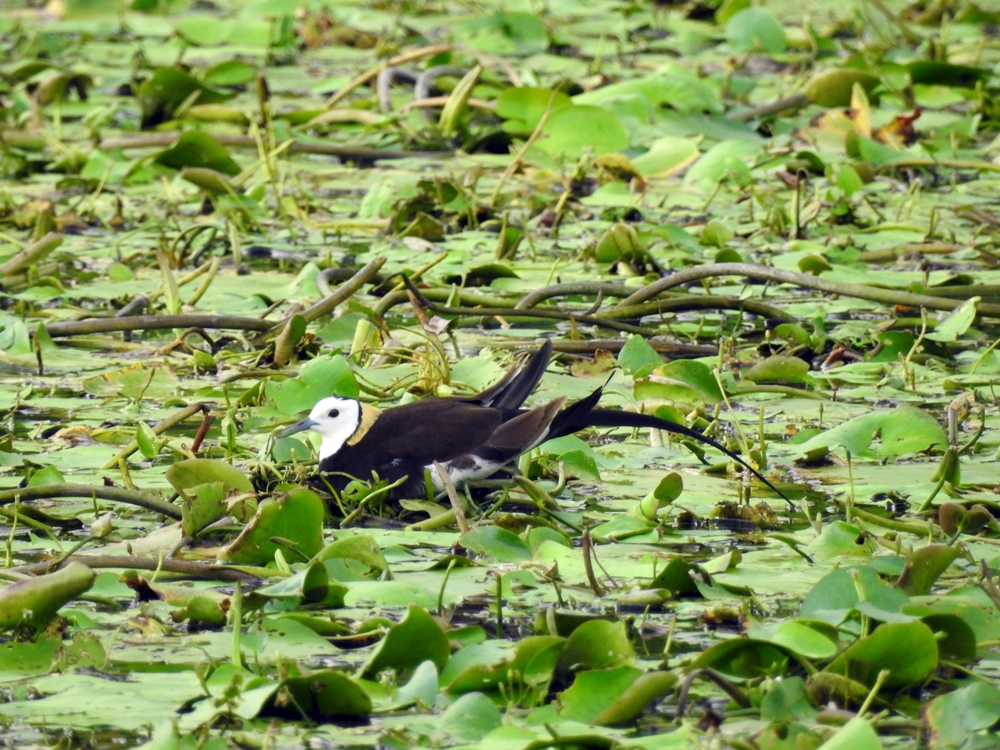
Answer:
(277, 417, 316, 439)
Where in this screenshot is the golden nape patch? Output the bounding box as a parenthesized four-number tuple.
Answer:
(347, 403, 381, 446)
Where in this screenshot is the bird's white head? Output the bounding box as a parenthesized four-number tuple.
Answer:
(276, 396, 362, 460)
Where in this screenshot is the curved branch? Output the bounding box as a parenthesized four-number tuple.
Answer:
(515, 282, 636, 309)
(400, 277, 653, 335)
(598, 295, 794, 322)
(39, 315, 274, 338)
(254, 255, 387, 344)
(0, 484, 181, 519)
(11, 555, 256, 582)
(615, 262, 1000, 317)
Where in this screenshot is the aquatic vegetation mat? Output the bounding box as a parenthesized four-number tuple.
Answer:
(2, 0, 1000, 747)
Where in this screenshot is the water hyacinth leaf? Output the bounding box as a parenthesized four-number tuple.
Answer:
(0, 637, 61, 679)
(438, 692, 502, 742)
(896, 544, 960, 597)
(444, 636, 565, 694)
(438, 65, 482, 138)
(631, 136, 700, 178)
(460, 526, 531, 562)
(808, 671, 869, 710)
(135, 420, 158, 459)
(344, 581, 438, 608)
(167, 458, 254, 494)
(495, 87, 572, 136)
(594, 222, 644, 263)
(803, 68, 880, 107)
(801, 565, 909, 625)
(27, 465, 65, 487)
(923, 682, 1000, 747)
(815, 717, 882, 750)
(807, 520, 874, 558)
(760, 676, 815, 722)
(557, 619, 634, 676)
(533, 105, 629, 159)
(631, 472, 682, 522)
(266, 355, 359, 416)
(360, 605, 450, 678)
(154, 132, 241, 176)
(82, 363, 179, 400)
(636, 360, 724, 405)
(0, 562, 95, 635)
(925, 297, 979, 342)
(557, 666, 643, 724)
(203, 60, 257, 86)
(138, 67, 235, 127)
(590, 514, 656, 541)
(573, 65, 723, 115)
(179, 481, 226, 537)
(217, 488, 324, 565)
(617, 334, 662, 376)
(793, 406, 946, 459)
(314, 533, 389, 575)
(647, 558, 699, 597)
(179, 167, 235, 195)
(826, 620, 938, 689)
(174, 16, 233, 45)
(725, 8, 787, 53)
(744, 355, 809, 384)
(685, 139, 760, 190)
(553, 448, 601, 481)
(253, 561, 346, 607)
(458, 11, 549, 54)
(440, 641, 511, 692)
(907, 61, 990, 87)
(593, 670, 678, 726)
(690, 639, 792, 680)
(263, 670, 372, 719)
(395, 660, 439, 707)
(921, 613, 977, 661)
(769, 620, 838, 659)
(172, 594, 226, 627)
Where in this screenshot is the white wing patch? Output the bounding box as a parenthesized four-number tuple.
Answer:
(427, 456, 498, 491)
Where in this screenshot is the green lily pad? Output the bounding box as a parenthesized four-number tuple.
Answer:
(360, 605, 450, 679)
(217, 488, 325, 565)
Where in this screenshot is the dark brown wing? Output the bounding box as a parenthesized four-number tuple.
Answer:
(465, 340, 553, 409)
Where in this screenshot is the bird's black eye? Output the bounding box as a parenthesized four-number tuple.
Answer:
(328, 408, 340, 418)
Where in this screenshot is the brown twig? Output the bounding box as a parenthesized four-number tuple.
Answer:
(99, 133, 439, 161)
(101, 403, 211, 470)
(11, 555, 258, 582)
(38, 315, 274, 338)
(615, 262, 1000, 317)
(399, 277, 653, 335)
(0, 484, 180, 519)
(190, 413, 216, 455)
(253, 255, 387, 344)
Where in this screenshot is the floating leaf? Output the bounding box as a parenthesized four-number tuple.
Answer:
(155, 132, 240, 176)
(725, 8, 787, 53)
(825, 620, 938, 689)
(925, 297, 979, 342)
(360, 605, 450, 678)
(533, 105, 629, 159)
(218, 488, 325, 565)
(793, 407, 946, 459)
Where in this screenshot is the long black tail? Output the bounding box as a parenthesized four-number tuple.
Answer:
(549, 387, 793, 506)
(469, 340, 553, 410)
